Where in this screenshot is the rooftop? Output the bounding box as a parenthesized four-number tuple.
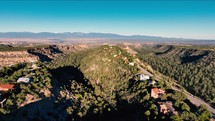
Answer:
(0, 84, 14, 90)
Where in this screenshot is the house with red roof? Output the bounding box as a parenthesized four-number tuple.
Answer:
(0, 84, 14, 92)
(151, 88, 165, 99)
(157, 101, 178, 115)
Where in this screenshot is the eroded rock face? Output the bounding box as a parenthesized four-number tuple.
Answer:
(0, 51, 39, 68)
(0, 44, 90, 68)
(57, 44, 89, 52)
(28, 46, 62, 60)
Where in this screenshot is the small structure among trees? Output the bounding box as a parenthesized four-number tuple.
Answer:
(151, 88, 165, 99)
(17, 77, 30, 83)
(158, 101, 178, 115)
(0, 84, 14, 92)
(139, 74, 150, 81)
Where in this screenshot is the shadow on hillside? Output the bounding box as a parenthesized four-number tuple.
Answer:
(184, 99, 198, 112)
(49, 66, 93, 97)
(155, 45, 174, 55)
(1, 96, 169, 121)
(1, 79, 169, 121)
(28, 51, 52, 62)
(180, 51, 209, 64)
(79, 98, 170, 121)
(49, 45, 63, 53)
(1, 97, 69, 121)
(81, 102, 145, 121)
(49, 66, 84, 82)
(27, 45, 63, 62)
(49, 66, 89, 85)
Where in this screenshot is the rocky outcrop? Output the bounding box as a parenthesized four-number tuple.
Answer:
(0, 44, 90, 68)
(57, 44, 89, 52)
(28, 46, 62, 62)
(0, 51, 39, 68)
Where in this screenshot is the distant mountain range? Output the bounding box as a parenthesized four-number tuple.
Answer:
(0, 32, 186, 40)
(0, 32, 214, 45)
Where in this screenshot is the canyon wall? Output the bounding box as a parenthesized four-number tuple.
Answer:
(0, 51, 39, 68)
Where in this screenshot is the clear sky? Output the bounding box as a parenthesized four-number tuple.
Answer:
(0, 0, 215, 39)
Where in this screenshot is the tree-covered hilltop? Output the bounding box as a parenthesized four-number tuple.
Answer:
(0, 44, 49, 51)
(0, 44, 28, 51)
(79, 45, 138, 104)
(136, 45, 215, 106)
(49, 45, 139, 106)
(47, 45, 211, 121)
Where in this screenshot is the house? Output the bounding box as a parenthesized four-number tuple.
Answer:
(139, 74, 150, 81)
(158, 102, 168, 114)
(0, 84, 14, 92)
(158, 101, 178, 115)
(17, 77, 30, 83)
(129, 62, 135, 66)
(151, 88, 165, 99)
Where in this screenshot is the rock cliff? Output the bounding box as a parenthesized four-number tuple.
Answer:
(0, 51, 39, 68)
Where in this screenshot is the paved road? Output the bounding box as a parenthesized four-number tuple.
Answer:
(136, 64, 153, 77)
(172, 86, 215, 116)
(135, 56, 215, 117)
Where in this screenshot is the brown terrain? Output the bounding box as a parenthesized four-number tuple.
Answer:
(0, 51, 39, 68)
(0, 44, 92, 68)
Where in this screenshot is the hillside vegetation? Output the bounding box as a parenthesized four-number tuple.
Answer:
(0, 44, 49, 51)
(49, 45, 138, 106)
(0, 45, 212, 121)
(47, 45, 211, 121)
(0, 63, 52, 115)
(136, 45, 215, 105)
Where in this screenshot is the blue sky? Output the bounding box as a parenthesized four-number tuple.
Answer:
(0, 0, 215, 39)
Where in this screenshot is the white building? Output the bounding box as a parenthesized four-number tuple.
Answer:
(129, 62, 135, 66)
(139, 74, 150, 81)
(17, 77, 30, 83)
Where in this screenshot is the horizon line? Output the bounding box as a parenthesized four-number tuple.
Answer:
(0, 31, 214, 40)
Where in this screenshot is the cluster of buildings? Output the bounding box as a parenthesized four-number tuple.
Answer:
(0, 77, 31, 108)
(0, 64, 39, 108)
(151, 87, 178, 115)
(137, 73, 178, 116)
